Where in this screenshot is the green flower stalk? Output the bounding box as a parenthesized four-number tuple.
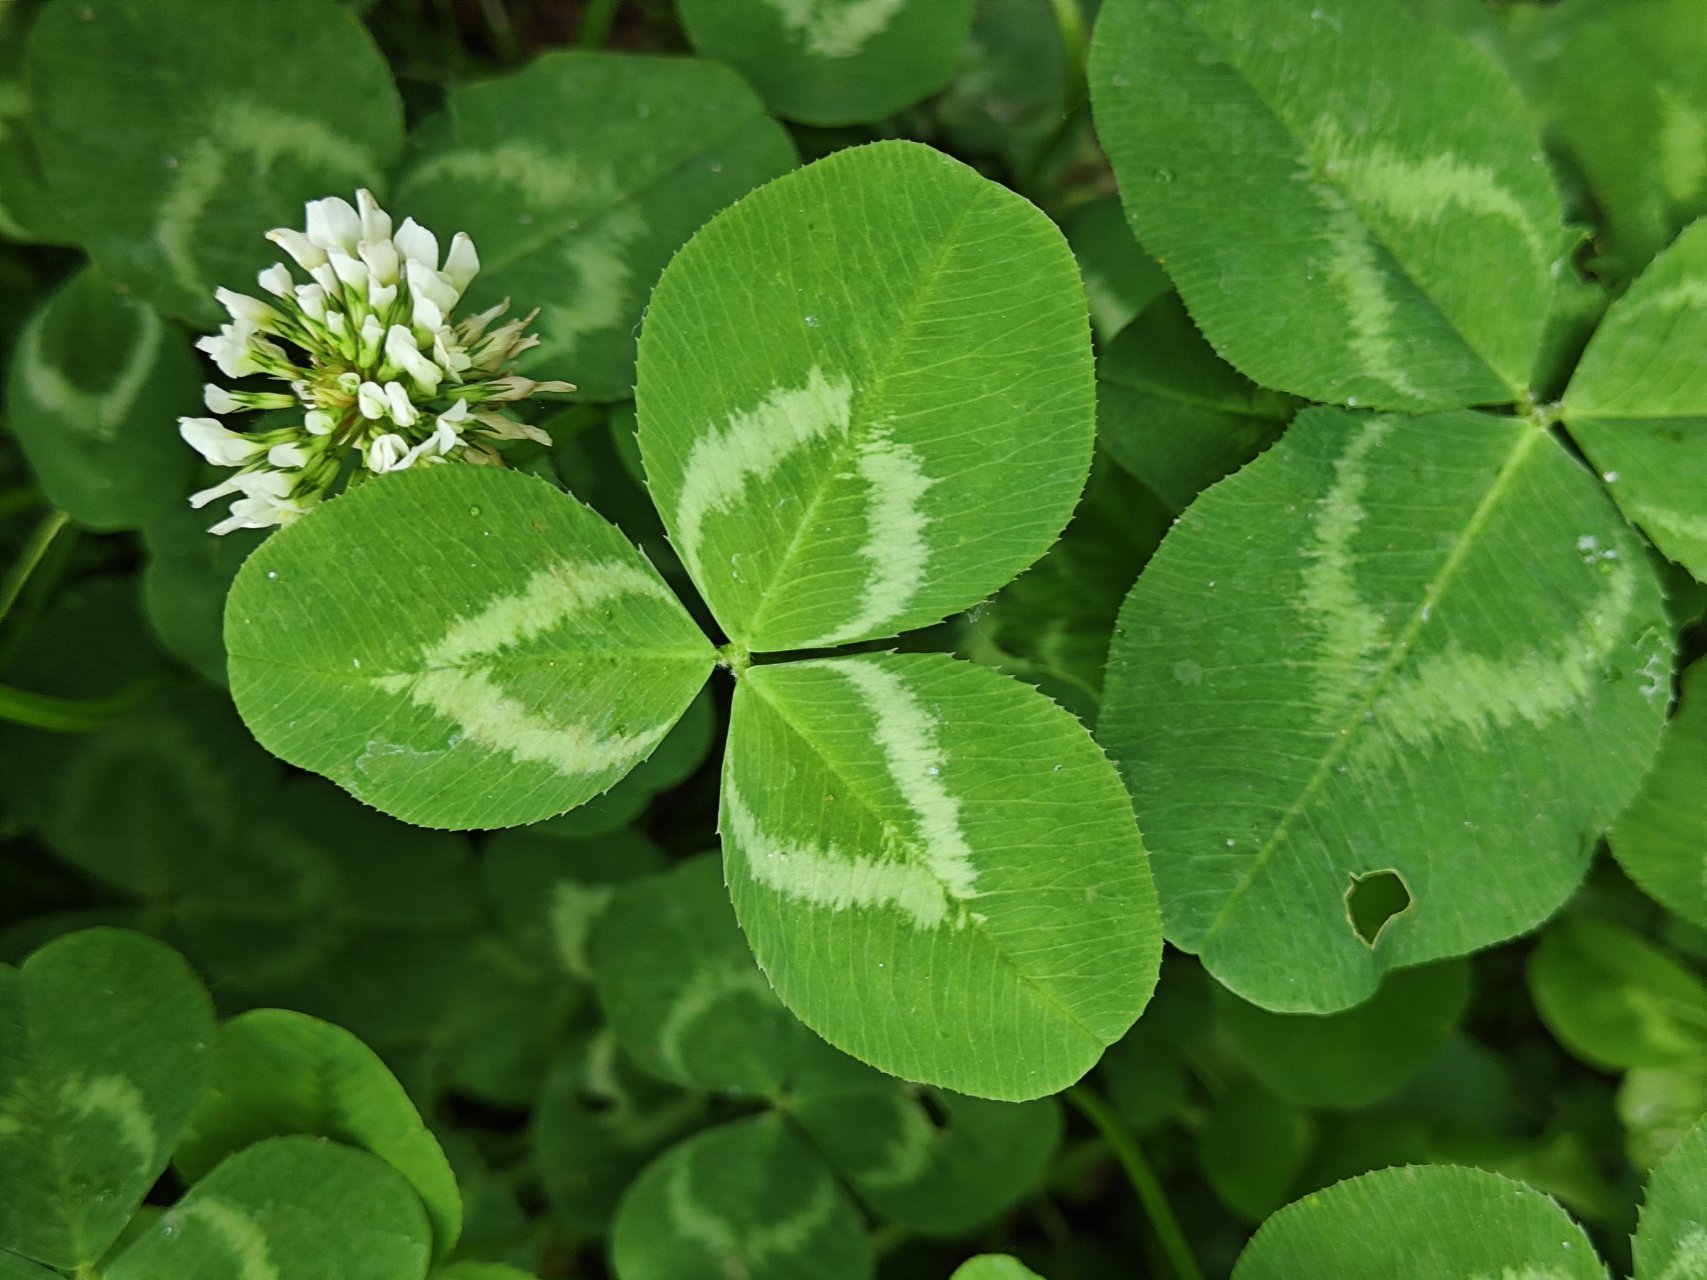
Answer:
(180, 189, 573, 534)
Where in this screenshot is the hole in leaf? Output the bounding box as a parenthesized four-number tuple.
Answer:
(1345, 869, 1412, 946)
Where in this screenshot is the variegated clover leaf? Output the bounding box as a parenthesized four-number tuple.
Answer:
(1089, 0, 1679, 1015)
(226, 140, 1162, 1101)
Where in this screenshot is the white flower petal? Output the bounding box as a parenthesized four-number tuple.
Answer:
(357, 381, 390, 420)
(304, 410, 335, 436)
(393, 217, 440, 270)
(356, 189, 393, 243)
(443, 232, 480, 293)
(359, 237, 399, 287)
(385, 324, 442, 393)
(180, 416, 265, 467)
(215, 287, 281, 329)
(366, 432, 409, 473)
(268, 442, 309, 469)
(189, 474, 246, 509)
(257, 263, 294, 298)
(327, 249, 368, 293)
(202, 384, 241, 414)
(305, 196, 361, 253)
(266, 227, 328, 270)
(404, 259, 457, 312)
(295, 282, 329, 322)
(383, 379, 419, 427)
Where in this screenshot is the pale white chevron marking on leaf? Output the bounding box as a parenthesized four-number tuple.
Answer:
(372, 559, 678, 776)
(1626, 498, 1707, 549)
(178, 1198, 281, 1280)
(1315, 125, 1550, 266)
(766, 0, 908, 58)
(538, 206, 647, 350)
(425, 560, 676, 666)
(373, 668, 669, 776)
(725, 780, 963, 928)
(404, 142, 600, 210)
(823, 658, 980, 901)
(859, 1103, 935, 1189)
(156, 103, 376, 296)
(1320, 193, 1424, 402)
(1299, 419, 1393, 727)
(548, 881, 615, 980)
(19, 300, 162, 442)
(1655, 1228, 1707, 1280)
(674, 367, 854, 578)
(654, 965, 775, 1078)
(1360, 559, 1640, 763)
(1644, 279, 1707, 314)
(803, 427, 936, 646)
(665, 1147, 838, 1258)
(64, 1073, 157, 1170)
(1659, 90, 1707, 204)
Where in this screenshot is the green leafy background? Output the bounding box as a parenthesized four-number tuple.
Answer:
(2, 0, 1706, 1277)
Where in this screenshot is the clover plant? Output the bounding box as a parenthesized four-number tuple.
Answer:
(2, 0, 1706, 1278)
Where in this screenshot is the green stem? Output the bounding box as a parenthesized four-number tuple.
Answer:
(0, 509, 69, 629)
(578, 0, 623, 48)
(1067, 1086, 1203, 1280)
(1048, 0, 1089, 116)
(0, 672, 174, 733)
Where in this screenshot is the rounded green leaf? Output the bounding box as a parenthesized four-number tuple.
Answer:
(1100, 408, 1672, 1012)
(789, 1052, 1062, 1234)
(676, 0, 973, 127)
(0, 929, 215, 1271)
(1231, 1165, 1604, 1279)
(1528, 915, 1707, 1072)
(26, 0, 403, 323)
(174, 1009, 461, 1259)
(105, 1135, 431, 1280)
(1563, 217, 1707, 583)
(1199, 1082, 1314, 1223)
(1534, 0, 1707, 283)
(1611, 659, 1707, 927)
(1636, 1117, 1707, 1280)
(638, 140, 1096, 653)
(610, 1114, 872, 1280)
(5, 266, 199, 531)
(592, 854, 814, 1097)
(225, 466, 714, 830)
(1090, 0, 1564, 410)
(722, 650, 1160, 1100)
(394, 51, 796, 402)
(1096, 292, 1299, 511)
(1215, 962, 1472, 1110)
(952, 1259, 1046, 1280)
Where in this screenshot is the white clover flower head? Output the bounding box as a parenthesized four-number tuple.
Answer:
(182, 189, 575, 534)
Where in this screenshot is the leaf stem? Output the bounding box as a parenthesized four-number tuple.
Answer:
(578, 0, 623, 48)
(0, 672, 175, 733)
(0, 509, 70, 629)
(1066, 1085, 1203, 1280)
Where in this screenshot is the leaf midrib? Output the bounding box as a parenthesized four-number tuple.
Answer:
(1198, 421, 1547, 950)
